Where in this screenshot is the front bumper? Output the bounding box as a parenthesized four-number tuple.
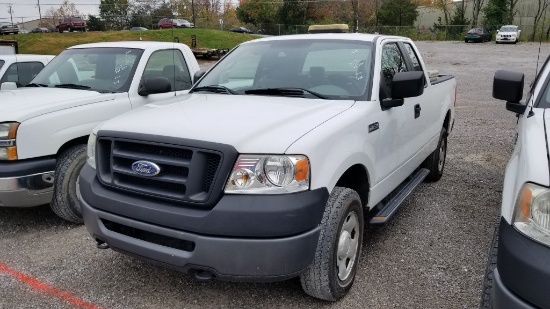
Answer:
(79, 164, 328, 280)
(496, 37, 516, 43)
(0, 158, 56, 207)
(492, 217, 550, 308)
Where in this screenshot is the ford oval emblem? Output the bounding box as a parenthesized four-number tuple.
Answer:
(131, 160, 161, 177)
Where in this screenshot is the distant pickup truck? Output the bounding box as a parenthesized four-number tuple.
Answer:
(79, 34, 456, 300)
(0, 41, 200, 223)
(0, 54, 54, 88)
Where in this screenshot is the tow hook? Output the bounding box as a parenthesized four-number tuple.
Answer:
(96, 239, 110, 249)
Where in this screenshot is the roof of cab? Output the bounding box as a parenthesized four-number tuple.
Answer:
(0, 54, 55, 61)
(242, 32, 407, 45)
(68, 41, 186, 50)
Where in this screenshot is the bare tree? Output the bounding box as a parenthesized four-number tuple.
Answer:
(43, 0, 82, 29)
(506, 0, 519, 24)
(470, 0, 485, 27)
(532, 0, 550, 41)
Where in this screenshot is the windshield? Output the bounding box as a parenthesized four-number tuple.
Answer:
(31, 47, 143, 93)
(195, 39, 373, 100)
(468, 29, 481, 34)
(500, 26, 517, 32)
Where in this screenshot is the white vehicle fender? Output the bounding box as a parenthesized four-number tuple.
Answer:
(285, 104, 376, 204)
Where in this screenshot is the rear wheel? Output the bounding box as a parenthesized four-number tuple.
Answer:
(300, 187, 364, 301)
(423, 126, 447, 182)
(58, 27, 62, 33)
(50, 145, 86, 224)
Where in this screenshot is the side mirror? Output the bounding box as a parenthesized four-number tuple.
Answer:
(1, 82, 18, 91)
(138, 77, 172, 96)
(392, 71, 425, 99)
(380, 71, 424, 110)
(493, 70, 524, 103)
(493, 70, 526, 114)
(193, 70, 206, 84)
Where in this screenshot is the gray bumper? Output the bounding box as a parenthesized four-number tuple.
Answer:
(0, 171, 54, 207)
(493, 269, 536, 309)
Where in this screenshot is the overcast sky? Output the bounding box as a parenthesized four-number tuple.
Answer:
(0, 0, 100, 23)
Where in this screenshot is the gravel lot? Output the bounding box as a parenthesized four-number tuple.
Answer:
(0, 41, 547, 309)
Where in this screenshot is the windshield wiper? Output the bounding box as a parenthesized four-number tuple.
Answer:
(244, 88, 328, 99)
(191, 85, 236, 94)
(26, 83, 48, 88)
(54, 83, 91, 90)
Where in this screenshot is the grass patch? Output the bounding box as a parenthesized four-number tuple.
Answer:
(4, 28, 259, 55)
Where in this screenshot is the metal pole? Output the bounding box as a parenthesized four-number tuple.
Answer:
(191, 0, 196, 27)
(8, 3, 14, 25)
(375, 0, 378, 33)
(37, 0, 42, 26)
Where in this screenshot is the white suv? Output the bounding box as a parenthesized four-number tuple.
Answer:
(496, 25, 520, 44)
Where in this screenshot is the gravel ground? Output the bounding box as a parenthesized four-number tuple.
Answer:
(0, 41, 547, 309)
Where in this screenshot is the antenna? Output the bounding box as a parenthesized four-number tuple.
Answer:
(536, 6, 548, 76)
(171, 21, 176, 97)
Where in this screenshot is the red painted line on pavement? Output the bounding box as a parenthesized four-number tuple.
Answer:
(0, 262, 102, 309)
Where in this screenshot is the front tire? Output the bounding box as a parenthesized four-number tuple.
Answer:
(423, 126, 447, 182)
(300, 187, 364, 301)
(50, 145, 86, 224)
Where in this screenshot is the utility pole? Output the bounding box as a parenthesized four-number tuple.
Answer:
(37, 0, 42, 26)
(191, 0, 196, 27)
(7, 3, 14, 25)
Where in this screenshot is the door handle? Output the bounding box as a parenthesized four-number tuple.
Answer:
(414, 104, 421, 119)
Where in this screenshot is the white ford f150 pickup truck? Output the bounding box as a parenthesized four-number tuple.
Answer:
(482, 56, 550, 308)
(0, 41, 199, 223)
(0, 54, 54, 87)
(79, 33, 456, 300)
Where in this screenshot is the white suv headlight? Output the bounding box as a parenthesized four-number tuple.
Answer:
(225, 154, 310, 194)
(513, 183, 550, 246)
(0, 122, 19, 160)
(86, 133, 97, 169)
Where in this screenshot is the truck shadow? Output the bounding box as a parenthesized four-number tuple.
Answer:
(0, 204, 72, 236)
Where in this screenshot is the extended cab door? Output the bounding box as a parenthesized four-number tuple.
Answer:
(378, 41, 420, 173)
(129, 48, 194, 109)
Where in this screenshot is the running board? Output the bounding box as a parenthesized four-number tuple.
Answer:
(369, 168, 430, 225)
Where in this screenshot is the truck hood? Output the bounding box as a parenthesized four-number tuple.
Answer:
(1, 88, 115, 121)
(99, 93, 355, 153)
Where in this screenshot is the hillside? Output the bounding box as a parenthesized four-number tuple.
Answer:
(7, 28, 258, 55)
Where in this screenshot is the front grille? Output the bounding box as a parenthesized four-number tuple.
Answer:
(96, 137, 223, 205)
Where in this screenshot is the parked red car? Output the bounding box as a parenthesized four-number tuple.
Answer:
(56, 17, 86, 33)
(158, 18, 194, 29)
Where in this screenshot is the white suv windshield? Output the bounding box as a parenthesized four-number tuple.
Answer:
(195, 39, 373, 100)
(30, 47, 144, 93)
(500, 26, 517, 32)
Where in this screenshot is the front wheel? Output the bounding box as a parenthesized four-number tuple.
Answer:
(50, 145, 87, 223)
(423, 126, 447, 182)
(300, 187, 364, 301)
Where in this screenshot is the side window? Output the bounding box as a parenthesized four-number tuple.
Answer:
(1, 62, 45, 87)
(403, 43, 423, 72)
(380, 43, 407, 100)
(143, 49, 192, 91)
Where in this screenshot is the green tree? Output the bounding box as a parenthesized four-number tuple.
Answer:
(278, 0, 308, 26)
(87, 14, 106, 31)
(377, 0, 418, 26)
(99, 0, 130, 30)
(236, 0, 280, 31)
(448, 3, 469, 36)
(483, 0, 508, 27)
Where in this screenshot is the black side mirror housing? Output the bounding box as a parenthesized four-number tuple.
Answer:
(193, 70, 206, 84)
(138, 77, 172, 96)
(493, 70, 524, 103)
(381, 71, 425, 110)
(392, 71, 425, 99)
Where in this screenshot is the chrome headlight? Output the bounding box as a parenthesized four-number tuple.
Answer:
(225, 155, 310, 194)
(86, 133, 97, 169)
(513, 183, 550, 246)
(0, 122, 19, 160)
